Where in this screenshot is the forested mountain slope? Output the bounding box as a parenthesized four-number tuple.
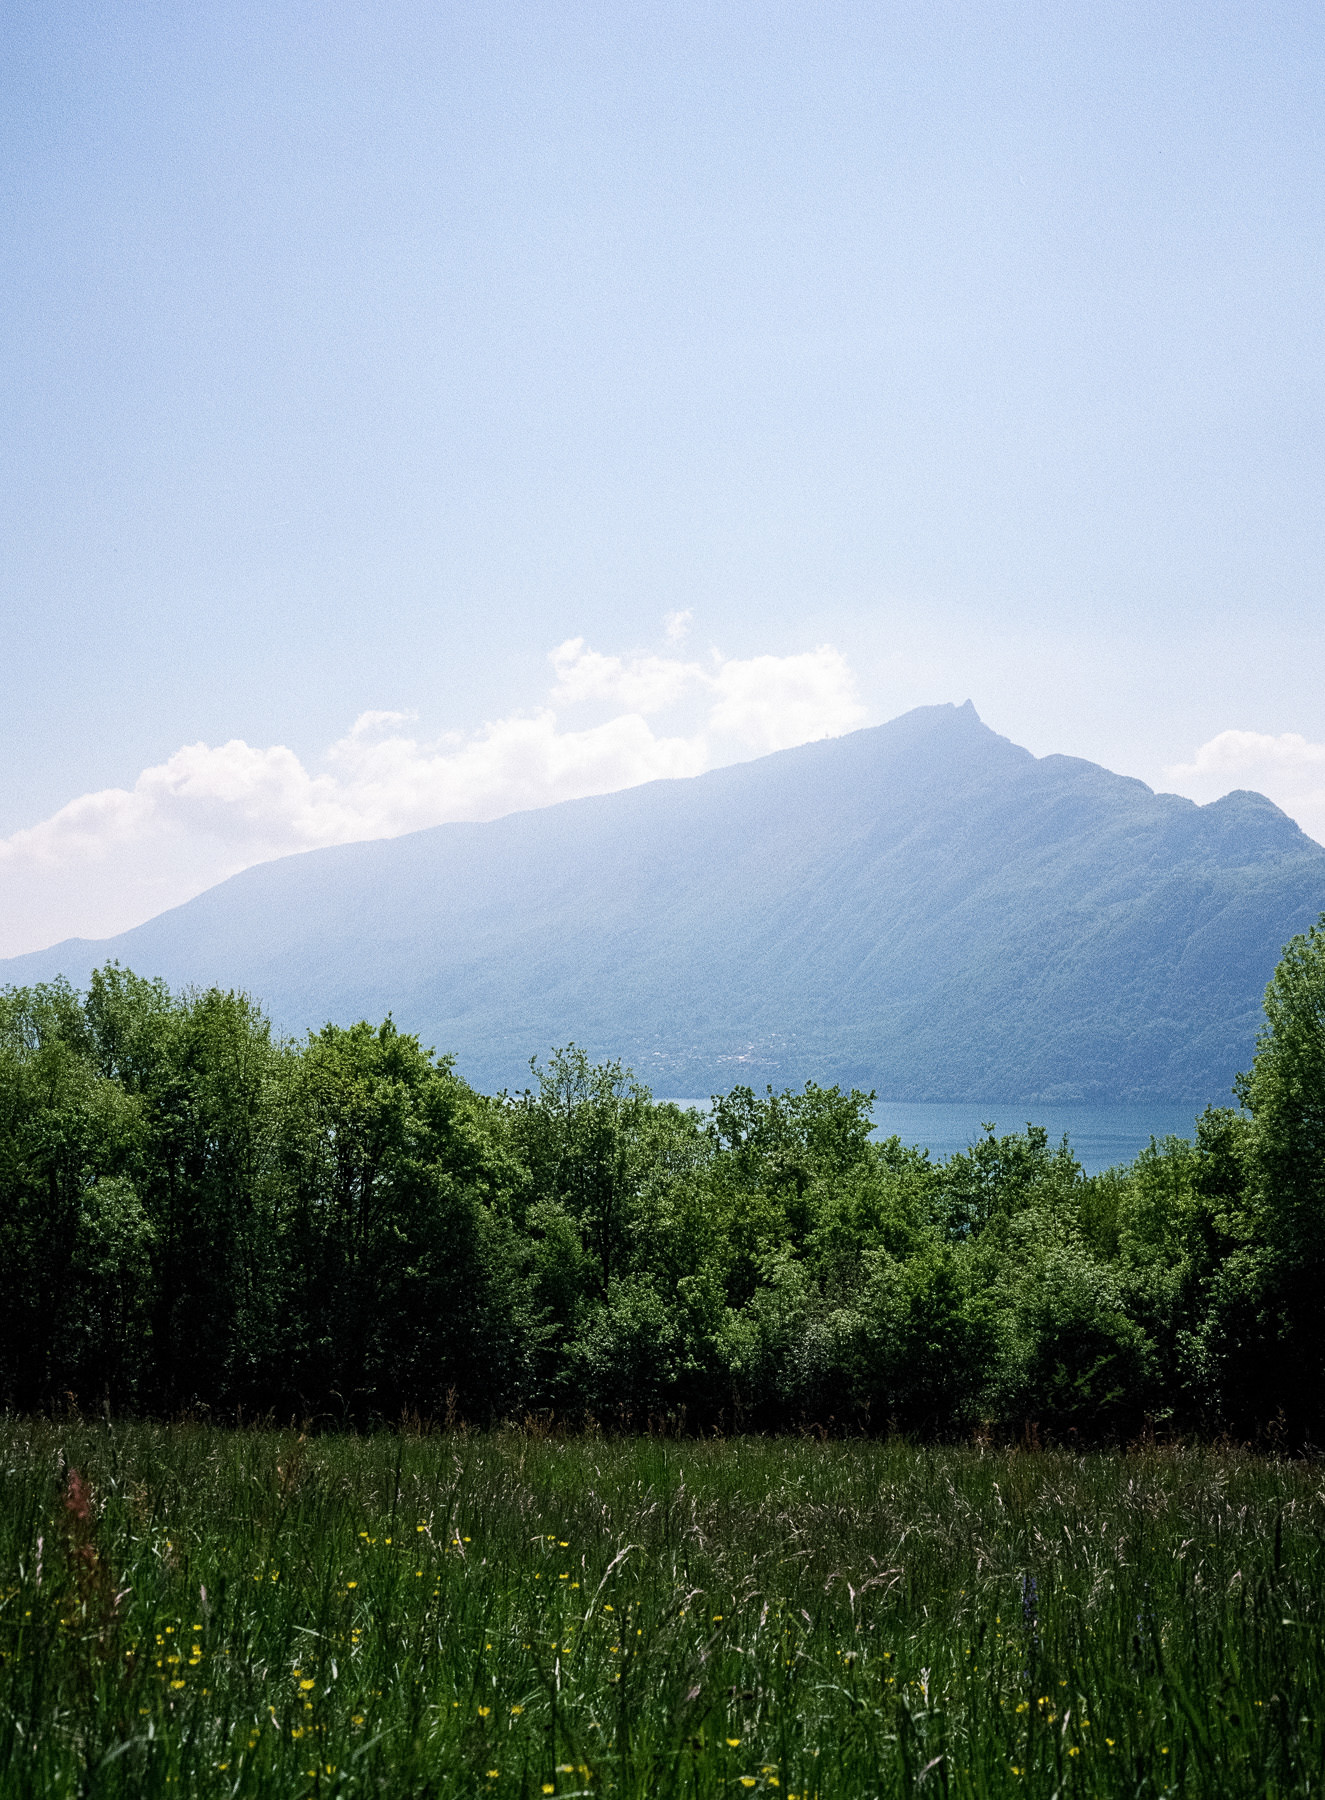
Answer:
(6, 702, 1324, 1100)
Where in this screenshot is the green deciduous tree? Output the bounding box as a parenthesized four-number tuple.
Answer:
(282, 1018, 523, 1422)
(1229, 917, 1325, 1434)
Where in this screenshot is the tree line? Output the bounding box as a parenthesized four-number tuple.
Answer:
(4, 920, 1325, 1441)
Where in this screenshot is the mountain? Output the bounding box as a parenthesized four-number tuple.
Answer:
(4, 702, 1324, 1102)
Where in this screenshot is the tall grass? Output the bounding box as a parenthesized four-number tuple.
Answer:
(1, 1423, 1321, 1797)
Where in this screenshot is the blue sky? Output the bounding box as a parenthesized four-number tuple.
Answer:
(2, 1, 1324, 951)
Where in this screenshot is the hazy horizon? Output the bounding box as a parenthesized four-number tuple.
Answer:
(3, 698, 1321, 962)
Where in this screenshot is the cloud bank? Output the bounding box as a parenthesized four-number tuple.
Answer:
(1166, 729, 1325, 847)
(0, 637, 866, 956)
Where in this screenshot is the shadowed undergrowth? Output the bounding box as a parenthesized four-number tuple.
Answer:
(1, 1423, 1323, 1797)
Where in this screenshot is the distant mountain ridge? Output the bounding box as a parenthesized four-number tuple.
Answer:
(5, 702, 1324, 1102)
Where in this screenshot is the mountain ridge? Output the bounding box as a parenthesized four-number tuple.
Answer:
(4, 703, 1323, 1102)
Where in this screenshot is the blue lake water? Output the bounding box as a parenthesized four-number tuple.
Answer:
(662, 1099, 1206, 1175)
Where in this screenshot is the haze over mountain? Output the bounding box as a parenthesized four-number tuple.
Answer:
(5, 703, 1323, 1103)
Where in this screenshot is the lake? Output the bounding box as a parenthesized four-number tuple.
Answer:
(662, 1098, 1209, 1175)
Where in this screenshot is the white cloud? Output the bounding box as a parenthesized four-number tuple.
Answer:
(707, 649, 868, 754)
(0, 636, 867, 956)
(548, 637, 701, 714)
(1165, 729, 1325, 846)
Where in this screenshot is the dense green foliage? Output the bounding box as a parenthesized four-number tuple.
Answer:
(6, 918, 1325, 1439)
(2, 1424, 1323, 1798)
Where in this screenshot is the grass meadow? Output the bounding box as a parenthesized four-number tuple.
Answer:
(0, 1424, 1322, 1798)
